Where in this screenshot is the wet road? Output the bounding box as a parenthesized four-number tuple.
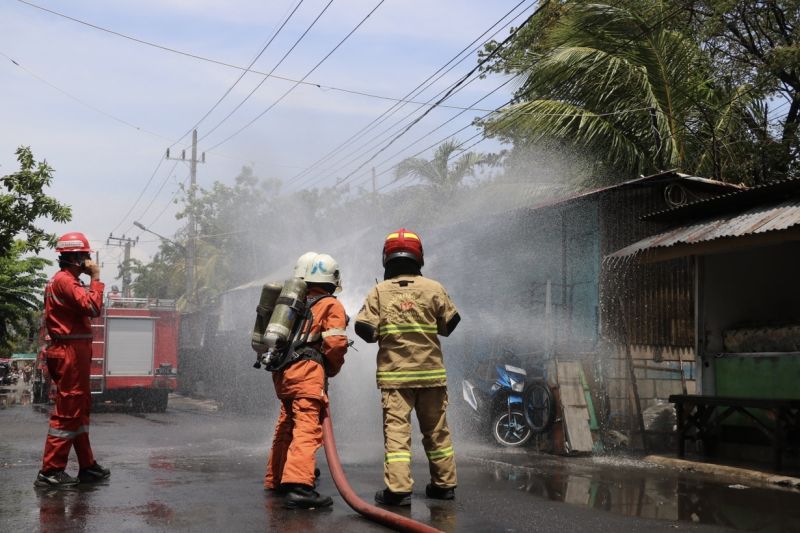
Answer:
(2, 387, 798, 532)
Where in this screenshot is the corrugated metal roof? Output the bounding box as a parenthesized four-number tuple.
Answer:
(607, 199, 800, 260)
(643, 177, 800, 222)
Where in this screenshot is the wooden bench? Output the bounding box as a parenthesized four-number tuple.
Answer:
(669, 394, 800, 470)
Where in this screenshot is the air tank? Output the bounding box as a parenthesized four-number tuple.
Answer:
(262, 277, 307, 357)
(251, 282, 282, 354)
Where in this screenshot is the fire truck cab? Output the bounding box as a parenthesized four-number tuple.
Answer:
(90, 297, 180, 411)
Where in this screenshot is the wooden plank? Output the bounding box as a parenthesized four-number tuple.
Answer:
(557, 361, 594, 453)
(560, 387, 587, 407)
(563, 407, 594, 452)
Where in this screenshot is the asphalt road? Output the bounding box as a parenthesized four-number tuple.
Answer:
(2, 390, 797, 532)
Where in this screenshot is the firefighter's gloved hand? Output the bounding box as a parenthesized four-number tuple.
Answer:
(84, 259, 101, 280)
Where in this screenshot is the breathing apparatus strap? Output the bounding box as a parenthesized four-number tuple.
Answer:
(266, 295, 334, 373)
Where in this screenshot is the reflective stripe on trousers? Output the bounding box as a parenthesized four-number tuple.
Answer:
(47, 425, 89, 439)
(41, 340, 96, 471)
(381, 387, 457, 493)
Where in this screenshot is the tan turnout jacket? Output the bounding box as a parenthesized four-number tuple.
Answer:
(355, 274, 458, 389)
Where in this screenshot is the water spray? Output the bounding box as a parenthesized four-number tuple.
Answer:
(322, 404, 443, 533)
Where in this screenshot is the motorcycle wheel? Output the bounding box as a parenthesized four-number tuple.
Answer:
(492, 408, 532, 447)
(523, 381, 554, 432)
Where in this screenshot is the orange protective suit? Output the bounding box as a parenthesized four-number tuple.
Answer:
(264, 288, 348, 488)
(41, 269, 104, 472)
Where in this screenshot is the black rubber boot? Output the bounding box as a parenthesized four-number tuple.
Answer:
(425, 483, 455, 500)
(374, 488, 412, 506)
(78, 462, 111, 483)
(282, 484, 333, 509)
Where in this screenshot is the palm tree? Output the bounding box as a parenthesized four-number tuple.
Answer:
(395, 140, 488, 192)
(483, 1, 755, 182)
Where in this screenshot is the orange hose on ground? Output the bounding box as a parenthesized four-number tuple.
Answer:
(322, 405, 443, 533)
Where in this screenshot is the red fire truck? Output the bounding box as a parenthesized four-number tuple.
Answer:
(88, 297, 180, 411)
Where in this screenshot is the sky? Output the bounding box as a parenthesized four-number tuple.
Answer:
(1, 0, 527, 274)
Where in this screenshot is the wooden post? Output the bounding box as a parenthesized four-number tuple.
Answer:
(618, 297, 647, 451)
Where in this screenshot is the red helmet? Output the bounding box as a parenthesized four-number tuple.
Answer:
(382, 228, 424, 266)
(55, 232, 93, 253)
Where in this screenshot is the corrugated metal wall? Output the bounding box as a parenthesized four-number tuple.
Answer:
(600, 189, 694, 348)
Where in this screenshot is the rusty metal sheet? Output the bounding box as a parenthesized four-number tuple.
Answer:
(607, 200, 800, 259)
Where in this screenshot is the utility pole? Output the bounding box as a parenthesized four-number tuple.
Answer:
(107, 234, 138, 297)
(166, 129, 205, 310)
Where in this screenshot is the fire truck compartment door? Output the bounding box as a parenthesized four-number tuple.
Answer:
(106, 317, 155, 376)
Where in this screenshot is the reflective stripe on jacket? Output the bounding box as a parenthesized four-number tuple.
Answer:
(355, 274, 458, 389)
(44, 270, 104, 343)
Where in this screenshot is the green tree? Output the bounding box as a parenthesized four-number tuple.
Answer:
(0, 241, 48, 351)
(480, 1, 767, 184)
(127, 242, 185, 301)
(395, 140, 488, 192)
(672, 0, 800, 181)
(0, 146, 70, 352)
(0, 146, 72, 255)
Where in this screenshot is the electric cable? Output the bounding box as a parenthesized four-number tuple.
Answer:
(295, 71, 491, 190)
(114, 1, 311, 240)
(109, 155, 166, 235)
(128, 160, 183, 229)
(285, 0, 533, 187)
(308, 75, 519, 190)
(354, 1, 699, 193)
(329, 1, 552, 188)
(196, 0, 336, 143)
(13, 0, 523, 113)
(204, 0, 387, 151)
(0, 50, 170, 141)
(171, 0, 306, 148)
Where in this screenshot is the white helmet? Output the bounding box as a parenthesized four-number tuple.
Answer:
(293, 251, 318, 279)
(302, 253, 341, 292)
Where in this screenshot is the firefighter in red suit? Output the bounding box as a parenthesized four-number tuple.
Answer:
(263, 252, 349, 509)
(35, 232, 111, 488)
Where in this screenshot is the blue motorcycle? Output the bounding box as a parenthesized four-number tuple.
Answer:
(462, 352, 554, 447)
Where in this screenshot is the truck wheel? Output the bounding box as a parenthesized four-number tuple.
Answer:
(151, 390, 169, 412)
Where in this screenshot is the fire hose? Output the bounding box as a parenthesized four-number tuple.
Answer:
(322, 405, 444, 533)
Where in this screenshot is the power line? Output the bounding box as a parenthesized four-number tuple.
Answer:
(197, 0, 334, 144)
(125, 160, 183, 233)
(296, 72, 490, 190)
(205, 0, 387, 152)
(109, 155, 166, 235)
(333, 1, 552, 188)
(14, 0, 491, 114)
(287, 0, 533, 189)
(310, 75, 519, 190)
(0, 50, 171, 141)
(359, 1, 689, 193)
(172, 0, 306, 148)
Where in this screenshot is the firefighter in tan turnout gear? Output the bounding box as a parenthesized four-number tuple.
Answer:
(355, 228, 460, 506)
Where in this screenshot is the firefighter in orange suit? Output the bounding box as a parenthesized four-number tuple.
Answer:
(35, 232, 111, 488)
(264, 252, 349, 509)
(355, 228, 461, 506)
